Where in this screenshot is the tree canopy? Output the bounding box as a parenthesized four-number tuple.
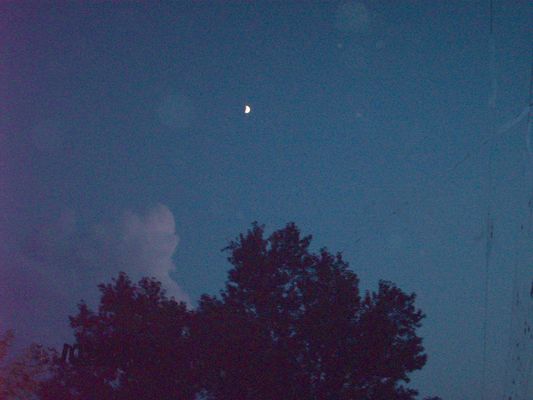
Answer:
(194, 222, 426, 400)
(9, 222, 434, 399)
(39, 274, 195, 400)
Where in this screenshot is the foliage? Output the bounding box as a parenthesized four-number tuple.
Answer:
(194, 222, 427, 400)
(38, 273, 195, 400)
(0, 331, 55, 399)
(0, 330, 14, 363)
(20, 222, 435, 399)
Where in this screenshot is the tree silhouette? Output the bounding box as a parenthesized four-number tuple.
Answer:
(39, 273, 196, 400)
(0, 330, 14, 396)
(0, 330, 54, 399)
(194, 222, 427, 400)
(32, 222, 437, 400)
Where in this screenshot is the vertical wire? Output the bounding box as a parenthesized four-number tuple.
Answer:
(525, 48, 533, 160)
(481, 1, 496, 399)
(522, 47, 533, 400)
(504, 31, 533, 400)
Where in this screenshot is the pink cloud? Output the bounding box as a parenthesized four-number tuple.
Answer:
(0, 204, 188, 350)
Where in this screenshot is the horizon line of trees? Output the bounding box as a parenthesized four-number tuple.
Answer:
(1, 222, 442, 400)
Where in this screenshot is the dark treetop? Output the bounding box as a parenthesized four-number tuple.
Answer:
(4, 223, 432, 400)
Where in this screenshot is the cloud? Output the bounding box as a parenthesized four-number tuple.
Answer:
(0, 204, 188, 350)
(109, 204, 186, 301)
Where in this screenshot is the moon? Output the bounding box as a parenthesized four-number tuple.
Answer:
(244, 105, 251, 114)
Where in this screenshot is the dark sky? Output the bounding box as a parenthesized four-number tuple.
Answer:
(1, 2, 532, 399)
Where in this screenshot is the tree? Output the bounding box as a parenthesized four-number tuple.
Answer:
(31, 222, 438, 400)
(0, 330, 53, 399)
(0, 330, 14, 395)
(194, 222, 427, 400)
(39, 273, 196, 400)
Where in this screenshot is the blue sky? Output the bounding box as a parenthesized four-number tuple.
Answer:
(1, 2, 532, 399)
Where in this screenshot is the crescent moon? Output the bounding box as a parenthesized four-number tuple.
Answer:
(244, 105, 251, 114)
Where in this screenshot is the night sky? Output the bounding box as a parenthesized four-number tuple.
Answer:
(1, 2, 532, 400)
